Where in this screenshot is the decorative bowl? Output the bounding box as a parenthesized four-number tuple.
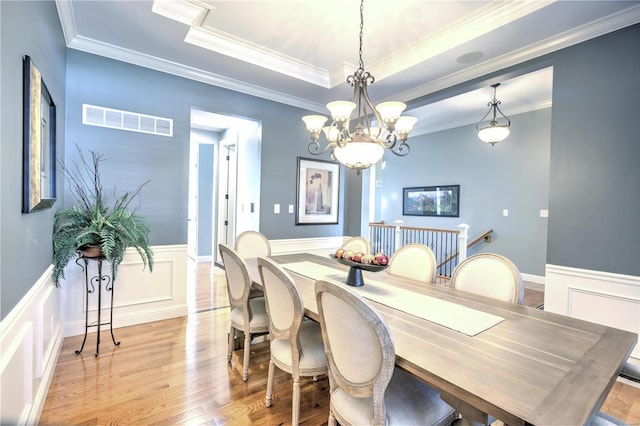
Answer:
(329, 254, 389, 286)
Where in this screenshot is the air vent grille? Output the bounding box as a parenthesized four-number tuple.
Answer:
(82, 104, 173, 137)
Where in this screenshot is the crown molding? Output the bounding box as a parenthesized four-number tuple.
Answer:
(369, 1, 553, 82)
(394, 4, 640, 103)
(55, 0, 640, 114)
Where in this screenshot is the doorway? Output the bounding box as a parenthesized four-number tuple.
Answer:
(187, 109, 262, 310)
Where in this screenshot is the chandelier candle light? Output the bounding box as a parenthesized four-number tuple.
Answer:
(302, 0, 417, 175)
(476, 83, 511, 145)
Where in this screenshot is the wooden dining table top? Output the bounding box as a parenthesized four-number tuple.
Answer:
(245, 252, 637, 426)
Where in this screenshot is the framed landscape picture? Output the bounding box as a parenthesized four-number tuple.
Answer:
(296, 157, 339, 225)
(23, 55, 57, 213)
(403, 185, 460, 217)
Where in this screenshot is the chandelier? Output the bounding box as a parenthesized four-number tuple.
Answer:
(302, 0, 417, 175)
(476, 83, 511, 145)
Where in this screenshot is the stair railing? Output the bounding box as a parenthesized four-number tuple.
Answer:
(368, 221, 493, 277)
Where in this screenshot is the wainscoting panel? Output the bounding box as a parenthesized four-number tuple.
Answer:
(545, 264, 640, 360)
(0, 266, 63, 424)
(61, 245, 188, 337)
(270, 236, 349, 256)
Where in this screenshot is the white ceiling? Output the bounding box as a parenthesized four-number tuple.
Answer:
(55, 0, 640, 135)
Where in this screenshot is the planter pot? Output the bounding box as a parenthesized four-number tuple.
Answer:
(79, 244, 103, 258)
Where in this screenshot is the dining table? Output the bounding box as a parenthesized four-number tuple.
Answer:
(244, 252, 637, 426)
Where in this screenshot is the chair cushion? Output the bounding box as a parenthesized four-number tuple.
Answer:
(331, 367, 455, 426)
(270, 320, 327, 372)
(230, 297, 269, 331)
(590, 411, 626, 426)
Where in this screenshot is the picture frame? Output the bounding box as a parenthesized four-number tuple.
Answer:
(296, 157, 340, 225)
(23, 55, 56, 213)
(402, 185, 460, 217)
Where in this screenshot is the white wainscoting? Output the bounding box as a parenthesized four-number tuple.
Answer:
(0, 244, 188, 424)
(0, 266, 63, 425)
(545, 264, 640, 360)
(270, 235, 357, 256)
(61, 245, 188, 337)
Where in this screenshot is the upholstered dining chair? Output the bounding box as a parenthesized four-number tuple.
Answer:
(387, 243, 437, 284)
(339, 236, 371, 254)
(450, 253, 524, 304)
(258, 257, 328, 425)
(315, 280, 457, 426)
(234, 230, 271, 259)
(591, 361, 640, 425)
(218, 243, 269, 381)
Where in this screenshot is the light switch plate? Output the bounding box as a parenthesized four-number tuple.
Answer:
(503, 209, 509, 217)
(274, 204, 280, 214)
(288, 204, 294, 213)
(540, 209, 549, 217)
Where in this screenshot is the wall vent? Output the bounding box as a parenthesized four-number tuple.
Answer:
(82, 104, 173, 137)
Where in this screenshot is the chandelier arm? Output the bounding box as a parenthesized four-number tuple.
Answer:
(391, 140, 410, 156)
(308, 140, 335, 156)
(494, 103, 511, 126)
(475, 106, 495, 131)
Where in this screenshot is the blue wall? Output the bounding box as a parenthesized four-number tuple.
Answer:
(0, 1, 67, 319)
(377, 108, 551, 275)
(198, 143, 214, 256)
(64, 50, 351, 246)
(547, 24, 640, 276)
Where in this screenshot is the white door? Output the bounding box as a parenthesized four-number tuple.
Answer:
(187, 141, 199, 261)
(216, 138, 237, 263)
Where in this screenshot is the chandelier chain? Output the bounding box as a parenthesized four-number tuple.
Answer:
(358, 0, 364, 70)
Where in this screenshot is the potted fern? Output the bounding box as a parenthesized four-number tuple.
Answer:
(52, 146, 153, 287)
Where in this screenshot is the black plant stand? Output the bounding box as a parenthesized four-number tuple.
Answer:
(75, 254, 120, 357)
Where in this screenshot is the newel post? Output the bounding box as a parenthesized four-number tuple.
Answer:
(394, 219, 404, 252)
(458, 223, 470, 262)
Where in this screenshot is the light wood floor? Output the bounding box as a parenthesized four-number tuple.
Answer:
(39, 262, 640, 425)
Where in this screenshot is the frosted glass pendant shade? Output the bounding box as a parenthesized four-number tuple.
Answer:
(334, 141, 384, 169)
(396, 116, 418, 134)
(327, 101, 356, 121)
(376, 101, 406, 121)
(478, 125, 510, 143)
(302, 115, 328, 132)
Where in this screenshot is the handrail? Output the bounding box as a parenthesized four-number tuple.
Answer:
(368, 222, 493, 277)
(437, 229, 494, 269)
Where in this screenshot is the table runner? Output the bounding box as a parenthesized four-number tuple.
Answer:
(282, 261, 504, 336)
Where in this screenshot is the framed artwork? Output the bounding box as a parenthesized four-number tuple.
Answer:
(296, 157, 340, 225)
(403, 185, 460, 217)
(23, 55, 56, 213)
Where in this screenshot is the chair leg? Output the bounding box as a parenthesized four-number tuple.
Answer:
(292, 376, 300, 425)
(265, 359, 275, 407)
(242, 332, 251, 381)
(227, 326, 235, 362)
(328, 410, 337, 426)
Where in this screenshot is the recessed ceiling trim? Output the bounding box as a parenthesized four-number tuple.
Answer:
(370, 0, 555, 82)
(151, 0, 206, 25)
(395, 4, 640, 105)
(184, 26, 331, 88)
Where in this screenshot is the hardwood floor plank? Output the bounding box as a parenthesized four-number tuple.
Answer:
(39, 262, 639, 425)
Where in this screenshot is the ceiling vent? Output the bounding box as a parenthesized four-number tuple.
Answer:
(82, 104, 173, 137)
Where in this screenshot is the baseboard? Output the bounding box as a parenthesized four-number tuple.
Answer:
(521, 273, 545, 285)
